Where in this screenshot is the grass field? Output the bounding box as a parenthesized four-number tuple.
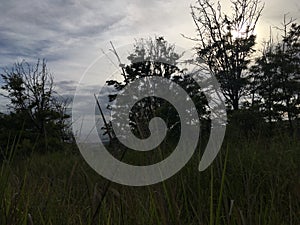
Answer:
(0, 129, 299, 225)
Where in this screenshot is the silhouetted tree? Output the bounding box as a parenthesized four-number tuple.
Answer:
(0, 59, 71, 152)
(105, 37, 208, 141)
(279, 21, 300, 130)
(190, 0, 264, 111)
(250, 20, 300, 130)
(250, 42, 283, 123)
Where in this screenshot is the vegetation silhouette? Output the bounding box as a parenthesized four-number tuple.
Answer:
(0, 0, 299, 224)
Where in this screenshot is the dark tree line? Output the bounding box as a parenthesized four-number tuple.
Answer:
(104, 0, 299, 142)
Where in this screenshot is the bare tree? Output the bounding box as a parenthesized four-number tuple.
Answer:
(190, 0, 264, 111)
(1, 59, 70, 149)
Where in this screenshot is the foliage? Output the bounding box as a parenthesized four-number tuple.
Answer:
(105, 37, 209, 141)
(227, 109, 266, 138)
(250, 21, 300, 129)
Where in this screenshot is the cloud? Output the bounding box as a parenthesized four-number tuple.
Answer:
(0, 0, 299, 102)
(0, 0, 126, 65)
(0, 0, 197, 87)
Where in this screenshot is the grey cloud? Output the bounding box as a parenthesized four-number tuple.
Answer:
(0, 0, 128, 67)
(0, 0, 193, 70)
(55, 80, 78, 93)
(1, 0, 299, 86)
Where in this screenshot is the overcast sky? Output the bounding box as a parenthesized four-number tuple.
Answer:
(0, 0, 299, 112)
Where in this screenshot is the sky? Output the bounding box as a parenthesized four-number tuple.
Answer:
(0, 0, 299, 113)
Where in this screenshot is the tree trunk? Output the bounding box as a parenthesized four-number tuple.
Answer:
(232, 97, 239, 111)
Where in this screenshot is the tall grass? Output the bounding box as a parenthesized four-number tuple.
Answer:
(0, 130, 299, 224)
